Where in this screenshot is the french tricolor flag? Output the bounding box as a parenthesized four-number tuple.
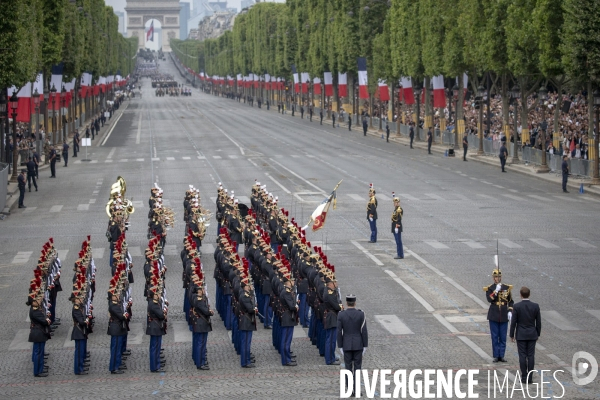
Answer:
(432, 75, 446, 108)
(324, 72, 333, 96)
(338, 72, 347, 97)
(292, 65, 299, 92)
(377, 79, 389, 101)
(401, 77, 415, 105)
(301, 72, 309, 94)
(313, 77, 321, 95)
(357, 57, 369, 99)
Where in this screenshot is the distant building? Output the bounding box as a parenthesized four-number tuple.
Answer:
(115, 11, 126, 36)
(180, 2, 190, 39)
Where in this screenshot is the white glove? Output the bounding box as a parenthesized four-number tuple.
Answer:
(363, 348, 367, 355)
(508, 311, 512, 322)
(395, 228, 398, 234)
(340, 349, 344, 355)
(369, 217, 373, 222)
(495, 284, 502, 292)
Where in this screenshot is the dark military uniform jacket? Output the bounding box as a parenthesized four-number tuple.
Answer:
(337, 308, 369, 351)
(107, 299, 127, 336)
(323, 287, 342, 330)
(29, 305, 50, 343)
(367, 196, 378, 220)
(191, 295, 212, 333)
(485, 283, 514, 323)
(391, 206, 403, 233)
(146, 299, 166, 336)
(71, 304, 88, 340)
(238, 290, 257, 331)
(280, 287, 298, 327)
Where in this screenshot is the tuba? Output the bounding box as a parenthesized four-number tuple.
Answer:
(106, 176, 135, 218)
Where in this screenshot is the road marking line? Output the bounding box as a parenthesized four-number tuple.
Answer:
(543, 310, 580, 331)
(213, 155, 222, 159)
(9, 329, 32, 350)
(374, 315, 414, 335)
(197, 156, 206, 160)
(266, 174, 291, 194)
(444, 315, 488, 323)
(384, 270, 434, 312)
(400, 193, 420, 201)
(310, 241, 331, 250)
(424, 193, 445, 201)
(553, 195, 580, 202)
(498, 239, 522, 249)
(90, 160, 97, 163)
(457, 336, 493, 362)
(406, 250, 489, 309)
(166, 157, 175, 161)
(132, 200, 144, 208)
(23, 207, 37, 213)
(77, 204, 89, 211)
(182, 156, 191, 160)
(424, 240, 449, 249)
(527, 194, 554, 202)
(129, 246, 142, 257)
(101, 111, 125, 146)
(64, 328, 74, 347)
(228, 155, 238, 159)
(93, 248, 105, 259)
(378, 194, 391, 201)
(106, 147, 116, 159)
(458, 239, 485, 249)
(580, 195, 600, 203)
(433, 314, 459, 333)
(135, 112, 142, 144)
(12, 251, 33, 264)
(586, 310, 600, 321)
(530, 238, 559, 249)
(502, 194, 524, 201)
(50, 205, 63, 212)
(565, 238, 596, 248)
(173, 321, 192, 342)
(348, 194, 366, 201)
(351, 240, 383, 266)
(269, 158, 326, 194)
(476, 194, 494, 199)
(58, 249, 69, 260)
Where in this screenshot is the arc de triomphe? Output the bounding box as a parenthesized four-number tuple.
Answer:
(125, 0, 180, 52)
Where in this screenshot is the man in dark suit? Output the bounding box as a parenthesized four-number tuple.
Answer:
(337, 294, 368, 396)
(510, 287, 541, 384)
(409, 123, 415, 148)
(427, 127, 433, 154)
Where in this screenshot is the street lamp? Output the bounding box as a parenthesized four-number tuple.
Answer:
(451, 83, 459, 151)
(33, 89, 40, 156)
(477, 85, 486, 154)
(511, 84, 520, 163)
(537, 85, 549, 173)
(0, 91, 6, 163)
(9, 92, 18, 182)
(50, 83, 57, 145)
(592, 89, 600, 184)
(61, 85, 67, 143)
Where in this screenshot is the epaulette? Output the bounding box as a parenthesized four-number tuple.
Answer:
(244, 292, 250, 297)
(33, 306, 39, 310)
(328, 289, 334, 295)
(153, 299, 158, 303)
(74, 305, 80, 309)
(286, 287, 291, 292)
(112, 300, 117, 304)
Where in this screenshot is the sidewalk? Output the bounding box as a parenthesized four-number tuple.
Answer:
(2, 102, 130, 215)
(245, 99, 600, 198)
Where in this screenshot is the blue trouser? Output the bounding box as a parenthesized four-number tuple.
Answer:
(240, 330, 253, 367)
(109, 335, 123, 371)
(193, 332, 208, 367)
(263, 294, 273, 327)
(232, 315, 239, 354)
(49, 296, 57, 323)
(32, 342, 45, 376)
(224, 295, 232, 330)
(19, 187, 25, 206)
(393, 231, 404, 257)
(325, 327, 337, 364)
(280, 326, 294, 365)
(317, 319, 325, 355)
(215, 283, 222, 317)
(308, 309, 317, 343)
(121, 332, 128, 354)
(500, 156, 506, 171)
(369, 219, 377, 242)
(74, 339, 86, 374)
(489, 321, 508, 358)
(150, 335, 161, 371)
(299, 293, 308, 327)
(563, 173, 568, 191)
(271, 243, 280, 253)
(274, 317, 280, 351)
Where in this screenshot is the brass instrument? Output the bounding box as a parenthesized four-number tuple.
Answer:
(106, 176, 135, 218)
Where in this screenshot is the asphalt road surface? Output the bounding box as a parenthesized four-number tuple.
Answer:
(1, 56, 599, 399)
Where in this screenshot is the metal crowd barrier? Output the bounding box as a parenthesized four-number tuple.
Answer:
(0, 162, 8, 212)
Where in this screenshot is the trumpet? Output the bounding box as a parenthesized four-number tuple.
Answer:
(106, 176, 135, 218)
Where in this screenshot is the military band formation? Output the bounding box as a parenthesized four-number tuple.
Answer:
(26, 174, 520, 384)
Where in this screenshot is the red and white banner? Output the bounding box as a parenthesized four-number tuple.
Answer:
(146, 21, 154, 42)
(324, 72, 333, 97)
(301, 72, 309, 94)
(293, 72, 299, 93)
(401, 77, 414, 104)
(432, 75, 446, 108)
(357, 57, 368, 99)
(338, 72, 347, 97)
(313, 77, 321, 95)
(377, 79, 389, 101)
(264, 74, 270, 90)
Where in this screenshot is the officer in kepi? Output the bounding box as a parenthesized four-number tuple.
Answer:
(367, 184, 377, 243)
(485, 268, 514, 362)
(337, 294, 368, 396)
